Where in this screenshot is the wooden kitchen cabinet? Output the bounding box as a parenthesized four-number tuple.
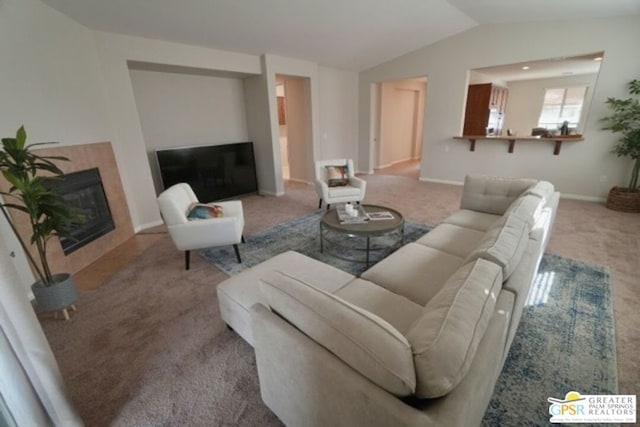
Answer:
(463, 83, 508, 136)
(277, 96, 286, 125)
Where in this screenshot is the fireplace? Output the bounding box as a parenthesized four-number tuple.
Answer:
(45, 168, 115, 255)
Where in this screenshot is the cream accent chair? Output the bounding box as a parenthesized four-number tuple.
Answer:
(157, 183, 245, 270)
(315, 159, 366, 209)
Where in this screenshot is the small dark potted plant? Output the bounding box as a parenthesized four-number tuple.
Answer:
(601, 78, 640, 212)
(0, 126, 78, 318)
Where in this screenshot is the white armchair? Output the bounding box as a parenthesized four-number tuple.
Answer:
(157, 183, 245, 270)
(315, 159, 366, 209)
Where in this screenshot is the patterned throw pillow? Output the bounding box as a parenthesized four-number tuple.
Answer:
(187, 203, 224, 220)
(325, 165, 349, 187)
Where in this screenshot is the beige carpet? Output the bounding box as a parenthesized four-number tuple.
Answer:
(40, 174, 640, 426)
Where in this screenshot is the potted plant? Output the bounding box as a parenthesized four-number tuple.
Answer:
(601, 78, 640, 212)
(0, 126, 78, 319)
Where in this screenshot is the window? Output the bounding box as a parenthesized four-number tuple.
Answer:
(537, 86, 587, 130)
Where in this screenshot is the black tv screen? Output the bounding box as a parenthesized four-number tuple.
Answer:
(156, 142, 258, 202)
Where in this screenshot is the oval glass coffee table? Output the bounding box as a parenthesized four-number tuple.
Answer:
(320, 204, 404, 268)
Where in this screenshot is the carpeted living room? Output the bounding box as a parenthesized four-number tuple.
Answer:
(1, 1, 639, 426)
(36, 174, 639, 426)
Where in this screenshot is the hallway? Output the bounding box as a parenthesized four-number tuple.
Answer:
(374, 159, 420, 179)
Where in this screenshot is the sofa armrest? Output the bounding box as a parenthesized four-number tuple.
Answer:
(315, 179, 330, 200)
(208, 200, 243, 219)
(251, 303, 429, 427)
(251, 288, 513, 427)
(349, 175, 367, 193)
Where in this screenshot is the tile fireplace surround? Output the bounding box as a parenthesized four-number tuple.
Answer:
(0, 142, 134, 277)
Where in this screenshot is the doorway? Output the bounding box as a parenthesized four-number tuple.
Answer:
(372, 77, 427, 179)
(275, 74, 313, 185)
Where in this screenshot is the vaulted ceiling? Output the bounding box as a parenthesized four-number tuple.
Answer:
(41, 0, 640, 71)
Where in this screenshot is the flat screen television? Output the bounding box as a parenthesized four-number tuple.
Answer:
(155, 142, 258, 202)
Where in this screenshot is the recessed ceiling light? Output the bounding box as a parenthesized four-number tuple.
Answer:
(594, 57, 603, 61)
(522, 66, 530, 70)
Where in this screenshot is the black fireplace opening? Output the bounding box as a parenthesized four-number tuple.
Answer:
(44, 168, 115, 255)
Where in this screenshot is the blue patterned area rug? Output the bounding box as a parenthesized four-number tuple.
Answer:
(202, 211, 431, 277)
(201, 212, 618, 425)
(483, 253, 617, 426)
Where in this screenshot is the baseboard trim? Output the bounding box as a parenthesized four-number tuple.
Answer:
(560, 193, 606, 203)
(135, 220, 164, 233)
(390, 157, 417, 165)
(375, 158, 420, 171)
(375, 163, 392, 169)
(419, 177, 464, 186)
(259, 189, 285, 197)
(286, 178, 312, 185)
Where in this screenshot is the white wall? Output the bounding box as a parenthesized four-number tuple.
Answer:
(129, 69, 249, 193)
(2, 0, 361, 234)
(93, 31, 263, 230)
(359, 16, 640, 200)
(503, 73, 599, 137)
(0, 0, 112, 144)
(317, 67, 359, 164)
(243, 69, 279, 196)
(0, 0, 115, 289)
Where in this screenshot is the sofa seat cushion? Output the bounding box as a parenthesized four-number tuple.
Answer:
(259, 270, 416, 396)
(406, 259, 503, 398)
(441, 209, 501, 232)
(335, 278, 423, 335)
(415, 223, 485, 259)
(217, 251, 354, 345)
(464, 213, 530, 280)
(460, 175, 537, 215)
(361, 243, 464, 306)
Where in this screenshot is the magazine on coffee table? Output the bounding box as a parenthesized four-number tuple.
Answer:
(366, 210, 394, 221)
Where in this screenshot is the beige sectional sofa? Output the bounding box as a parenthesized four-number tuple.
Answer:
(216, 175, 559, 426)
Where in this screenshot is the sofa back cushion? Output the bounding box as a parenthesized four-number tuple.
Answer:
(259, 270, 416, 397)
(460, 175, 537, 215)
(504, 194, 543, 230)
(406, 259, 502, 398)
(465, 211, 530, 279)
(525, 180, 555, 203)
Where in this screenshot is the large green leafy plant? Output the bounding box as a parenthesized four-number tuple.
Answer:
(0, 126, 72, 285)
(602, 78, 640, 191)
